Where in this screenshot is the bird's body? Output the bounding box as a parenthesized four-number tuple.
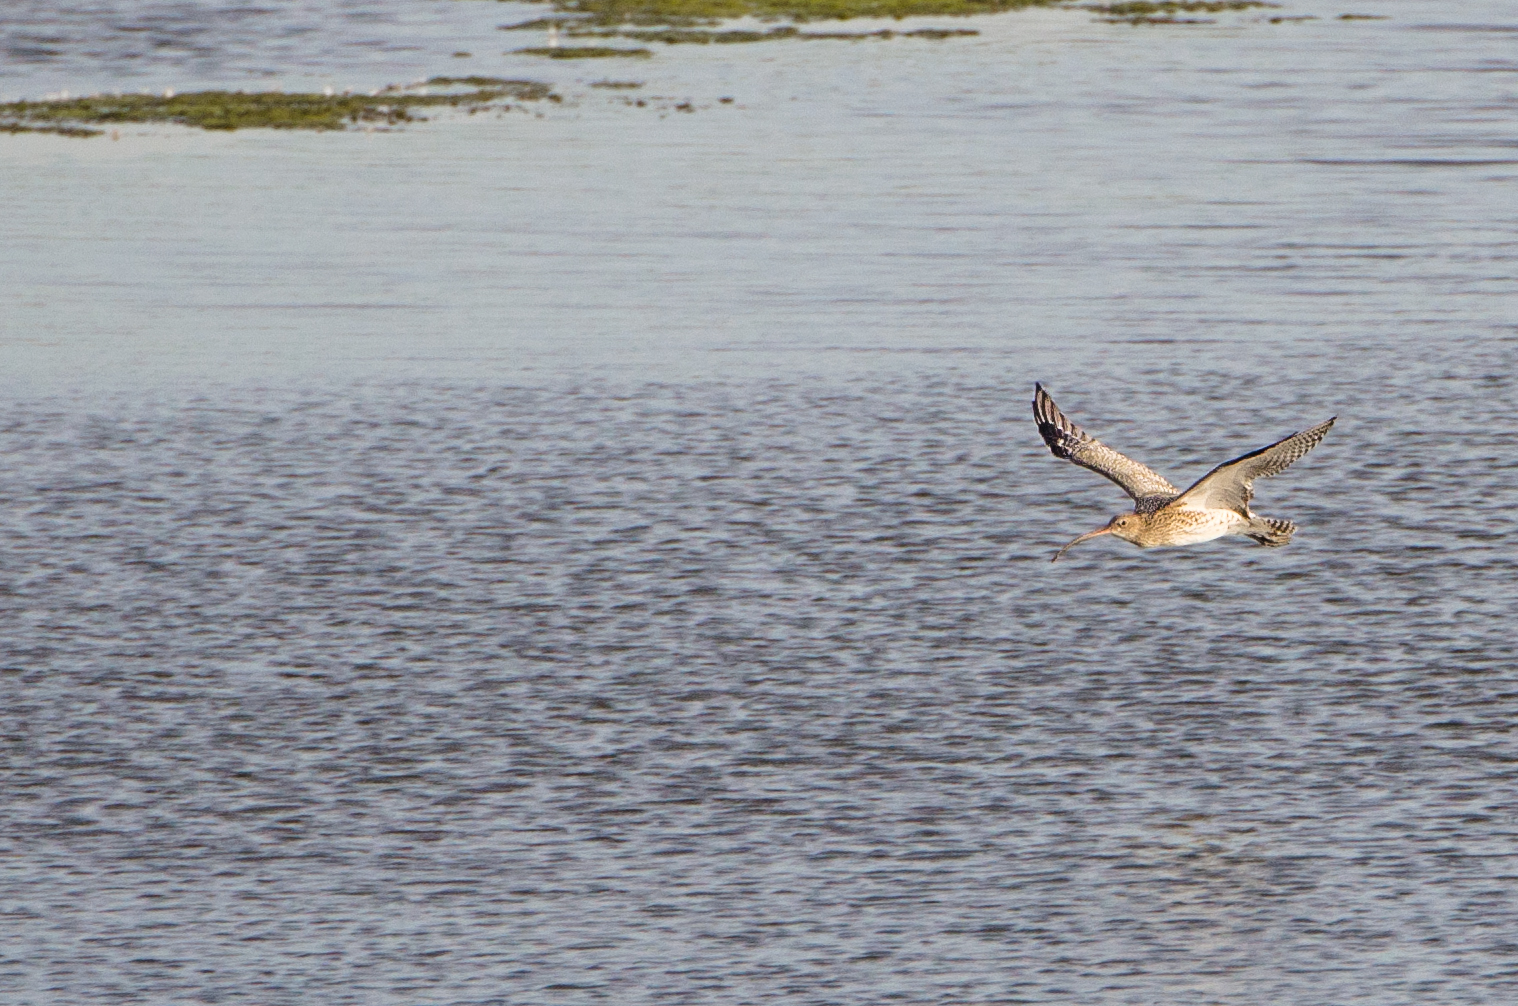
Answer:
(1125, 508, 1246, 547)
(1033, 384, 1334, 561)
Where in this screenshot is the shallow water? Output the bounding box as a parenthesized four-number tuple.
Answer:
(3, 1, 1518, 1003)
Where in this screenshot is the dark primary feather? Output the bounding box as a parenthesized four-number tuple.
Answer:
(1170, 417, 1336, 516)
(1032, 383, 1179, 503)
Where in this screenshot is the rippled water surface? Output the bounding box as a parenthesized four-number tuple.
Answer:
(3, 1, 1518, 1003)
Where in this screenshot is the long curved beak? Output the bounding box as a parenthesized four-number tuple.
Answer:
(1051, 526, 1113, 563)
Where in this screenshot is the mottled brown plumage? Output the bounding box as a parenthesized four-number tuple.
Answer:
(1033, 384, 1335, 561)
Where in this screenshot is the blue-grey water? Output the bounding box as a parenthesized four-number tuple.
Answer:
(3, 1, 1517, 1003)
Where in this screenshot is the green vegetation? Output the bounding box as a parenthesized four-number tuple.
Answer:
(426, 76, 553, 91)
(0, 81, 556, 134)
(1082, 0, 1274, 22)
(506, 0, 1066, 28)
(791, 25, 979, 37)
(501, 18, 581, 30)
(513, 45, 655, 56)
(2, 120, 102, 138)
(1082, 1, 1274, 14)
(895, 26, 979, 36)
(572, 24, 977, 40)
(575, 25, 799, 40)
(1085, 0, 1274, 12)
(491, 0, 1324, 44)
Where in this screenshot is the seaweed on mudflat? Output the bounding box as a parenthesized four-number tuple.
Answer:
(0, 84, 557, 134)
(570, 24, 977, 41)
(1, 120, 101, 137)
(1082, 0, 1276, 23)
(505, 0, 1069, 28)
(513, 45, 655, 56)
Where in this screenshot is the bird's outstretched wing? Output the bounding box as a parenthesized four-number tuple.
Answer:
(1169, 417, 1336, 517)
(1033, 384, 1179, 505)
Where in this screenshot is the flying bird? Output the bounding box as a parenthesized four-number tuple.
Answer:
(1033, 384, 1335, 562)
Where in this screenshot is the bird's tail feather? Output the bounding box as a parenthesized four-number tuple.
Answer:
(1246, 516, 1296, 547)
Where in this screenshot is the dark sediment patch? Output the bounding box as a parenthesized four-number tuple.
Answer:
(572, 25, 801, 41)
(799, 25, 979, 36)
(570, 24, 978, 41)
(513, 45, 655, 57)
(1081, 1, 1276, 24)
(588, 79, 647, 87)
(503, 0, 1067, 28)
(1098, 14, 1215, 21)
(500, 17, 596, 30)
(427, 76, 554, 92)
(495, 0, 1298, 38)
(1, 120, 101, 137)
(0, 83, 556, 134)
(900, 26, 981, 37)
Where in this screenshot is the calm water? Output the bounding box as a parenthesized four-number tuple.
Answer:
(3, 1, 1518, 1003)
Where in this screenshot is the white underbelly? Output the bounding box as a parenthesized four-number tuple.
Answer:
(1152, 510, 1247, 546)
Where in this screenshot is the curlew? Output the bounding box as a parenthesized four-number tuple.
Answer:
(1033, 383, 1335, 562)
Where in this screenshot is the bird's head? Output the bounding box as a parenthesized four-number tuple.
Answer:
(1051, 512, 1142, 562)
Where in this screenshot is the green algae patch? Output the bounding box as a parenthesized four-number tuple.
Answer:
(507, 0, 1067, 28)
(1083, 1, 1274, 22)
(899, 26, 980, 36)
(0, 83, 556, 134)
(792, 24, 979, 36)
(427, 76, 555, 95)
(1082, 0, 1276, 22)
(573, 25, 800, 41)
(501, 17, 590, 29)
(1084, 0, 1275, 11)
(2, 120, 101, 137)
(514, 45, 655, 56)
(574, 23, 977, 40)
